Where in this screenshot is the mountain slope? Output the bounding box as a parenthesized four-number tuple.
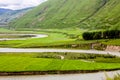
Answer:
(80, 0, 120, 30)
(10, 0, 120, 30)
(0, 8, 33, 26)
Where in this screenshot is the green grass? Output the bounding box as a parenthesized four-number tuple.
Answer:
(102, 39, 120, 46)
(10, 0, 120, 30)
(0, 32, 119, 48)
(1, 52, 117, 61)
(0, 29, 81, 48)
(0, 28, 37, 34)
(92, 58, 120, 63)
(106, 74, 120, 80)
(0, 35, 100, 48)
(0, 33, 74, 48)
(0, 53, 120, 72)
(0, 28, 119, 48)
(0, 28, 12, 33)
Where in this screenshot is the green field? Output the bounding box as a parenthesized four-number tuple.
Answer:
(0, 33, 74, 48)
(0, 53, 119, 72)
(0, 28, 119, 48)
(0, 0, 120, 76)
(0, 28, 83, 48)
(0, 28, 12, 33)
(102, 39, 120, 46)
(0, 28, 36, 34)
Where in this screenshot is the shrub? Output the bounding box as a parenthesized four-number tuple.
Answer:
(82, 32, 91, 40)
(93, 31, 102, 39)
(82, 30, 120, 40)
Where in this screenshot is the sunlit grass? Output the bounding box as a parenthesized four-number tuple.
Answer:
(0, 53, 120, 72)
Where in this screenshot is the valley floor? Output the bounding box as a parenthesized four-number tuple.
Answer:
(0, 28, 119, 80)
(0, 28, 119, 49)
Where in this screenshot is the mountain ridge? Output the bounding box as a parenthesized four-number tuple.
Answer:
(0, 8, 13, 14)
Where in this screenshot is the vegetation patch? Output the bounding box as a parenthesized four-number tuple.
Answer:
(82, 30, 120, 40)
(10, 0, 120, 30)
(106, 74, 120, 80)
(0, 52, 119, 73)
(0, 28, 119, 49)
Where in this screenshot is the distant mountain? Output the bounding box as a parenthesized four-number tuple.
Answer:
(0, 8, 12, 15)
(10, 0, 120, 30)
(0, 7, 33, 26)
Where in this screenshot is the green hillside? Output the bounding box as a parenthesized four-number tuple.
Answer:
(10, 0, 120, 30)
(0, 8, 32, 26)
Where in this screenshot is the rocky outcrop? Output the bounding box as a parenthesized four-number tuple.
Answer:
(91, 43, 120, 52)
(91, 43, 106, 50)
(106, 45, 120, 52)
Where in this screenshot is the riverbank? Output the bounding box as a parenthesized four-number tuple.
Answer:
(0, 70, 119, 80)
(0, 69, 120, 76)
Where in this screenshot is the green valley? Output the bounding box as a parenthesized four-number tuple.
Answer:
(0, 0, 119, 78)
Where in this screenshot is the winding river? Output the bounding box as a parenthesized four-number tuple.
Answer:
(0, 34, 120, 80)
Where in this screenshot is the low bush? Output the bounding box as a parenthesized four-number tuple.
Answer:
(82, 30, 120, 40)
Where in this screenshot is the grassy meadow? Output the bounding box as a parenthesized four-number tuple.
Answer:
(0, 52, 119, 72)
(0, 0, 120, 76)
(0, 28, 119, 48)
(0, 28, 119, 73)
